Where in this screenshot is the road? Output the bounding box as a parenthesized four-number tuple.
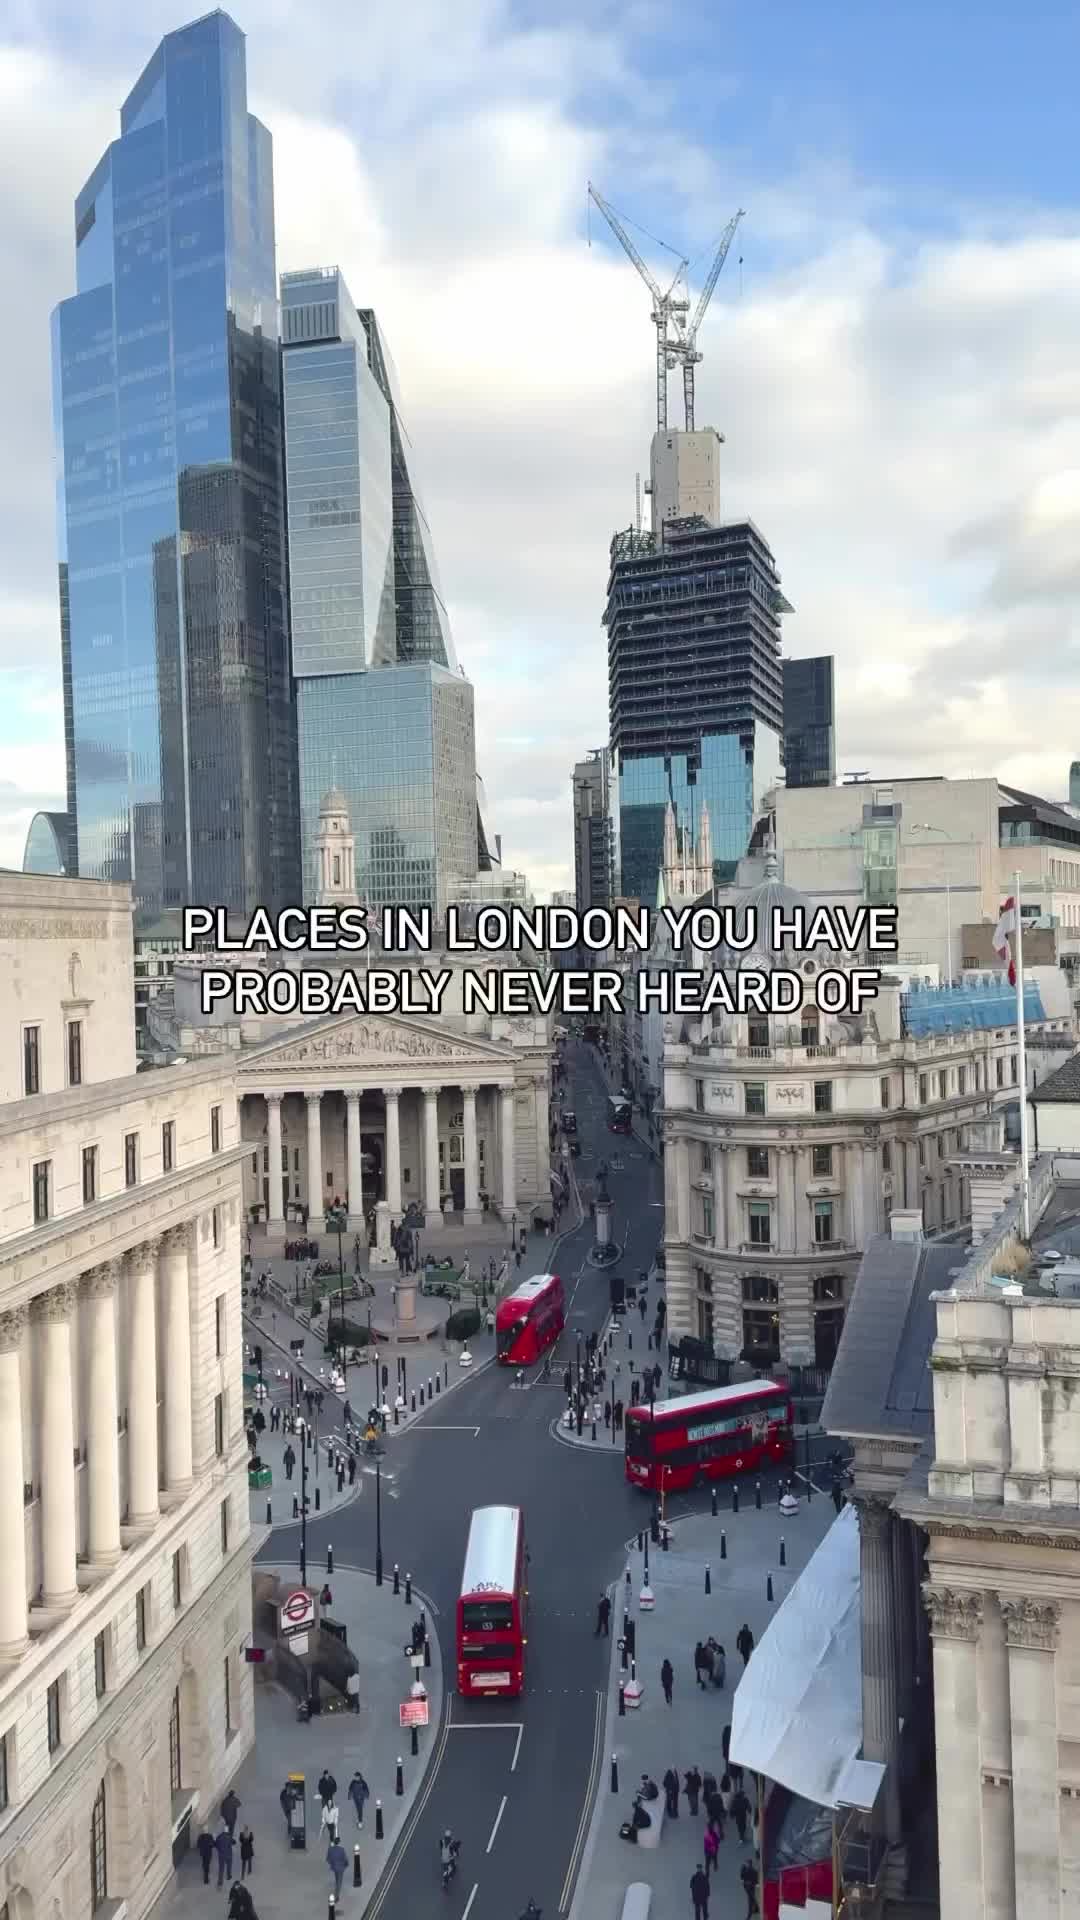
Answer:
(257, 1040, 667, 1918)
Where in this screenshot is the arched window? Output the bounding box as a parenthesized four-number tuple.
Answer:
(90, 1778, 107, 1911)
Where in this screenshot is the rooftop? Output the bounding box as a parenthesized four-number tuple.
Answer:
(822, 1236, 960, 1442)
(1028, 1052, 1080, 1103)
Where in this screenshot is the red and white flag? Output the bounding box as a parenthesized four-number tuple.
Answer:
(993, 897, 1017, 987)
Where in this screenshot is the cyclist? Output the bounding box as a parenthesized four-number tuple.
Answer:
(439, 1830, 460, 1884)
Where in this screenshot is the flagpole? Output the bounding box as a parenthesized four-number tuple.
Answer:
(1014, 867, 1031, 1240)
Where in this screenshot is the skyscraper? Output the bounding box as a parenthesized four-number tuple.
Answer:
(572, 749, 614, 916)
(52, 12, 299, 917)
(281, 269, 477, 915)
(606, 514, 790, 902)
(782, 656, 835, 789)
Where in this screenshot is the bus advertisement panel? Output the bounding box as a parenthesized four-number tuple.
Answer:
(495, 1273, 565, 1366)
(624, 1380, 793, 1492)
(456, 1506, 528, 1698)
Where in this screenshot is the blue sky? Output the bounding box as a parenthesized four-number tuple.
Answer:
(1, 0, 1080, 891)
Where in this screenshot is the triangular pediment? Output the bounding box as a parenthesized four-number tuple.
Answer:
(237, 1009, 514, 1072)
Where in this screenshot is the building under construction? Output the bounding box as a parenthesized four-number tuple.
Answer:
(606, 514, 790, 901)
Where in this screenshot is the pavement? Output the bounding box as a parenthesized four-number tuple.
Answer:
(569, 1497, 836, 1920)
(154, 1564, 444, 1920)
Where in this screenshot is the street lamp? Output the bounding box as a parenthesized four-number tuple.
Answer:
(297, 1416, 310, 1587)
(375, 1457, 384, 1587)
(326, 1204, 349, 1381)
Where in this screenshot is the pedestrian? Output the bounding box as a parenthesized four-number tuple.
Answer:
(348, 1769, 370, 1827)
(196, 1829, 215, 1884)
(563, 1366, 572, 1398)
(703, 1823, 719, 1878)
(736, 1622, 755, 1668)
(614, 1397, 624, 1430)
(708, 1637, 726, 1688)
(684, 1766, 702, 1815)
(702, 1770, 717, 1806)
(348, 1451, 357, 1486)
(327, 1837, 348, 1900)
(731, 1785, 752, 1843)
(661, 1657, 674, 1705)
(693, 1641, 709, 1689)
(344, 1398, 354, 1428)
(317, 1768, 337, 1809)
(215, 1828, 234, 1887)
(638, 1295, 647, 1322)
(279, 1783, 293, 1835)
(705, 1787, 724, 1836)
(663, 1765, 680, 1818)
(320, 1798, 340, 1843)
(221, 1789, 241, 1836)
(729, 1756, 745, 1792)
(740, 1858, 760, 1917)
(282, 1443, 296, 1481)
(227, 1885, 256, 1920)
(690, 1863, 711, 1919)
(346, 1669, 361, 1712)
(320, 1582, 333, 1607)
(720, 1773, 733, 1817)
(604, 1400, 611, 1428)
(239, 1827, 254, 1879)
(253, 1406, 266, 1434)
(831, 1478, 844, 1513)
(595, 1594, 611, 1636)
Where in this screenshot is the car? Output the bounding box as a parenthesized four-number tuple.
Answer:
(561, 1110, 578, 1134)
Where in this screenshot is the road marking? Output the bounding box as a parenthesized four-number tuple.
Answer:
(485, 1794, 508, 1853)
(448, 1717, 523, 1736)
(512, 1723, 524, 1771)
(462, 1885, 479, 1920)
(558, 1689, 603, 1914)
(409, 1425, 481, 1435)
(338, 1671, 451, 1920)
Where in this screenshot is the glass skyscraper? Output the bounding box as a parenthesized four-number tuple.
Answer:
(606, 516, 790, 901)
(281, 269, 476, 913)
(783, 655, 835, 789)
(52, 11, 299, 917)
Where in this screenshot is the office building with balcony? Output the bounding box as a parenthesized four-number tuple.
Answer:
(659, 860, 1068, 1376)
(0, 873, 251, 1917)
(52, 12, 299, 919)
(606, 516, 789, 904)
(281, 268, 477, 916)
(782, 655, 835, 789)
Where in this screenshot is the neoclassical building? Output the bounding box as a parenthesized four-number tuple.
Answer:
(0, 875, 251, 1918)
(660, 862, 1070, 1370)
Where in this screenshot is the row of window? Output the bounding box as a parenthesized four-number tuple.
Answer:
(31, 1106, 223, 1225)
(22, 1018, 83, 1096)
(698, 1194, 840, 1248)
(694, 1055, 1015, 1119)
(700, 1134, 962, 1184)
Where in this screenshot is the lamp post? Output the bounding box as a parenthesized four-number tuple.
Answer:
(298, 1416, 309, 1587)
(326, 1204, 349, 1381)
(375, 1457, 384, 1587)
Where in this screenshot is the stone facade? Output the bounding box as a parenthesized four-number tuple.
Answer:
(0, 875, 251, 1918)
(1, 875, 136, 1104)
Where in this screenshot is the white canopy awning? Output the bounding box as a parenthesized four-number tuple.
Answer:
(729, 1505, 882, 1813)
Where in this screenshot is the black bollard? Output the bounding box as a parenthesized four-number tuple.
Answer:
(393, 1564, 400, 1595)
(394, 1404, 400, 1426)
(315, 1486, 321, 1512)
(328, 1544, 334, 1575)
(755, 1480, 762, 1510)
(428, 1377, 434, 1399)
(293, 1495, 299, 1519)
(337, 1469, 344, 1492)
(266, 1498, 272, 1525)
(353, 1847, 362, 1888)
(638, 1531, 645, 1553)
(662, 1524, 669, 1553)
(435, 1375, 441, 1395)
(618, 1683, 626, 1717)
(395, 1757, 404, 1796)
(444, 1363, 448, 1387)
(405, 1572, 412, 1605)
(419, 1387, 425, 1408)
(375, 1800, 384, 1840)
(627, 1331, 632, 1351)
(611, 1753, 619, 1793)
(424, 1636, 432, 1668)
(591, 1420, 597, 1441)
(650, 1512, 660, 1545)
(411, 1724, 419, 1757)
(767, 1574, 774, 1603)
(780, 1537, 787, 1567)
(411, 1391, 416, 1414)
(732, 1483, 739, 1513)
(720, 1529, 727, 1560)
(711, 1488, 717, 1518)
(329, 1898, 335, 1920)
(705, 1564, 711, 1595)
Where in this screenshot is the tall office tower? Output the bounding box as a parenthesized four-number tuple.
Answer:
(572, 749, 614, 916)
(1070, 762, 1080, 810)
(782, 656, 836, 789)
(51, 13, 299, 918)
(606, 516, 790, 901)
(281, 269, 477, 915)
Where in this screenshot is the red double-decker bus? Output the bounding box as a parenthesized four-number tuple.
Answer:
(624, 1379, 793, 1492)
(495, 1272, 565, 1366)
(456, 1506, 528, 1698)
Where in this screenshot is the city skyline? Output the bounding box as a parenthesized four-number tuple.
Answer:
(3, 3, 1080, 894)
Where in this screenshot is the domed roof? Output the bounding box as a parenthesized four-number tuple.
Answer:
(714, 850, 813, 972)
(319, 785, 349, 816)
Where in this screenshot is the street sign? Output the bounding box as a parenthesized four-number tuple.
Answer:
(399, 1699, 429, 1728)
(289, 1632, 309, 1657)
(280, 1589, 316, 1636)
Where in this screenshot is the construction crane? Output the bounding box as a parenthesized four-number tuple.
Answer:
(587, 181, 688, 433)
(588, 182, 744, 433)
(674, 208, 745, 431)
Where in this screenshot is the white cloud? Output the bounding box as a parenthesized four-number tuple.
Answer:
(2, 13, 1080, 892)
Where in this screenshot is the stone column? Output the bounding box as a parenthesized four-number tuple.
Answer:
(384, 1088, 403, 1215)
(305, 1092, 323, 1220)
(725, 1150, 742, 1251)
(1002, 1597, 1062, 1912)
(856, 1496, 902, 1846)
(423, 1088, 441, 1214)
(779, 1147, 798, 1254)
(847, 1144, 866, 1248)
(83, 1261, 122, 1568)
(462, 1086, 481, 1223)
(903, 1140, 920, 1213)
(161, 1226, 194, 1496)
(33, 1283, 80, 1609)
(862, 1141, 880, 1239)
(794, 1147, 811, 1250)
(346, 1092, 364, 1232)
(124, 1240, 160, 1528)
(500, 1086, 517, 1216)
(0, 1307, 29, 1657)
(925, 1588, 984, 1915)
(711, 1146, 727, 1249)
(891, 1514, 914, 1720)
(266, 1095, 284, 1228)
